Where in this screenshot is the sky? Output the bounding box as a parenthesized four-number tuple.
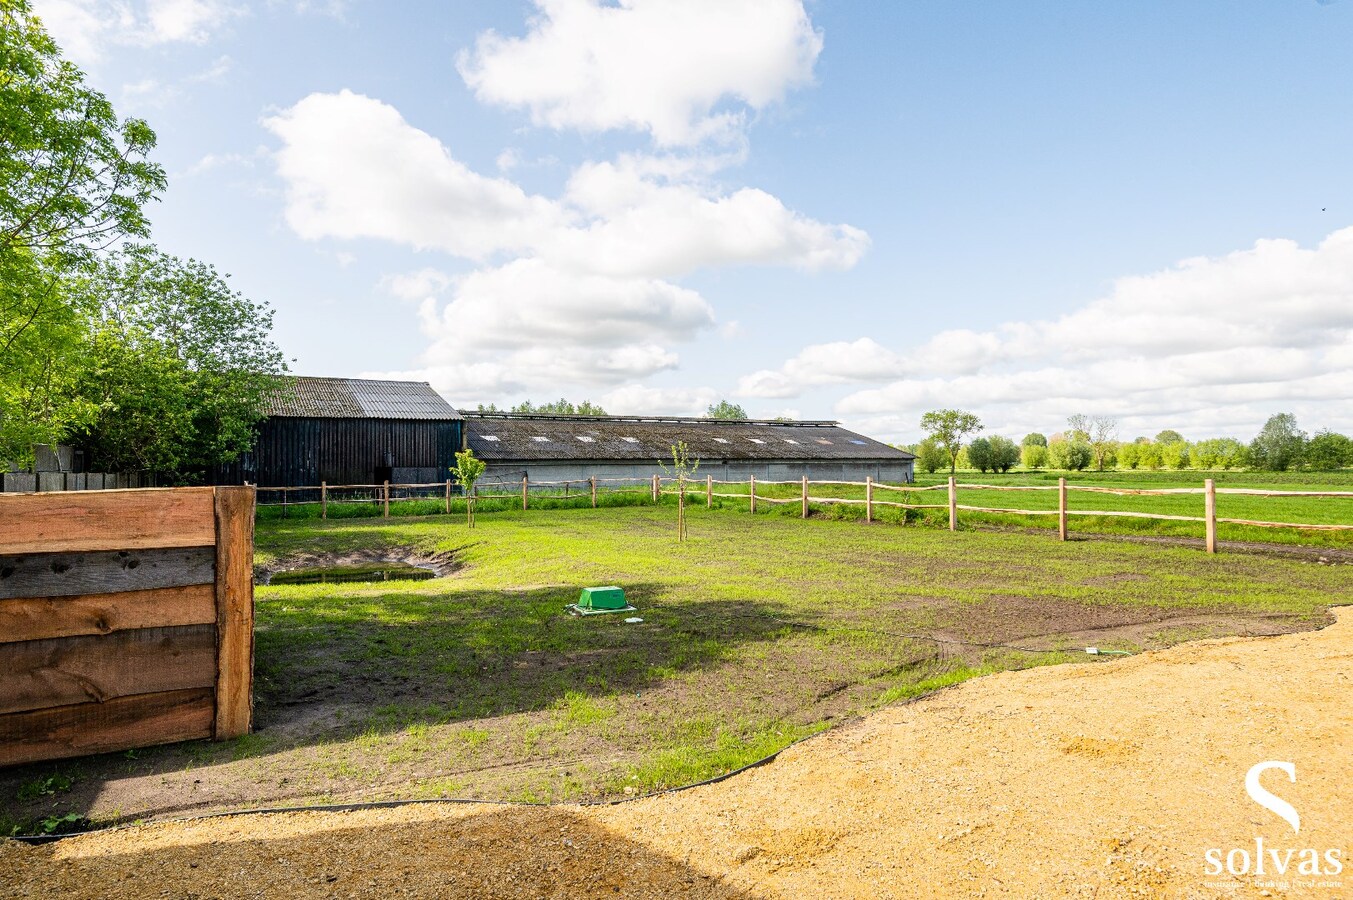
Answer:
(29, 0, 1353, 444)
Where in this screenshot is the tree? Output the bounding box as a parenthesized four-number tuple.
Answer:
(919, 409, 982, 474)
(510, 398, 607, 415)
(915, 437, 946, 474)
(1021, 433, 1047, 448)
(1116, 442, 1140, 469)
(988, 435, 1020, 473)
(1304, 431, 1352, 471)
(450, 448, 486, 527)
(1068, 414, 1119, 471)
(1160, 440, 1191, 470)
(1248, 413, 1306, 472)
(1020, 442, 1047, 469)
(69, 248, 287, 477)
(966, 437, 993, 473)
(1155, 430, 1184, 444)
(659, 440, 699, 541)
(1047, 437, 1091, 471)
(1, 1, 165, 460)
(705, 400, 747, 420)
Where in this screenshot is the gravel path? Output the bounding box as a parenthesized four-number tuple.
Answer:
(4, 608, 1348, 899)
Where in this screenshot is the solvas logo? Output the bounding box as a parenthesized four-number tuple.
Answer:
(1203, 761, 1343, 884)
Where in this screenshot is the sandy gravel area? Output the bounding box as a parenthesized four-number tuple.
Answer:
(3, 608, 1348, 899)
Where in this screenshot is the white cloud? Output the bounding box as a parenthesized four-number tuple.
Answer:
(741, 228, 1353, 440)
(457, 0, 822, 146)
(599, 384, 722, 417)
(34, 0, 244, 62)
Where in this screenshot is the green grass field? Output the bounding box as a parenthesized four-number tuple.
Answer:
(7, 501, 1349, 834)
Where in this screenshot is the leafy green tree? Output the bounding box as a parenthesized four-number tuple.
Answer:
(1116, 442, 1140, 469)
(988, 435, 1020, 473)
(705, 400, 747, 420)
(1160, 440, 1191, 470)
(966, 436, 993, 473)
(510, 398, 607, 415)
(1, 1, 165, 460)
(1138, 441, 1164, 470)
(1248, 413, 1306, 471)
(919, 408, 982, 474)
(1021, 432, 1047, 448)
(69, 248, 286, 478)
(1155, 430, 1185, 444)
(1020, 442, 1047, 469)
(1068, 414, 1119, 471)
(659, 440, 700, 541)
(1047, 437, 1091, 471)
(915, 437, 946, 474)
(1304, 431, 1352, 471)
(450, 448, 487, 527)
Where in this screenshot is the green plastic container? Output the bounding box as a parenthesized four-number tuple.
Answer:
(578, 586, 627, 610)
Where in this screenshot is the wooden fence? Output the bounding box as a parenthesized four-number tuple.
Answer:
(249, 475, 1352, 551)
(0, 486, 255, 767)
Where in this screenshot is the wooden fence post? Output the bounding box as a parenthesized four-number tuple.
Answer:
(445, 479, 451, 515)
(522, 475, 528, 511)
(802, 475, 809, 519)
(591, 476, 597, 508)
(321, 481, 327, 520)
(750, 474, 757, 514)
(214, 485, 255, 739)
(1205, 478, 1217, 554)
(383, 480, 390, 518)
(281, 486, 288, 519)
(706, 474, 712, 509)
(948, 475, 957, 531)
(866, 475, 873, 523)
(651, 473, 658, 503)
(1058, 477, 1068, 541)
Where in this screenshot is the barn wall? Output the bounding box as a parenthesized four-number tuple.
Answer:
(216, 418, 463, 487)
(481, 459, 913, 486)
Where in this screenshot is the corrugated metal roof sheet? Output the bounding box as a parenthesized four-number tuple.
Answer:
(461, 414, 914, 462)
(264, 377, 462, 420)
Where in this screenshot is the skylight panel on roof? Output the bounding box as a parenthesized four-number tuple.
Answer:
(531, 436, 550, 442)
(482, 435, 500, 442)
(783, 439, 798, 444)
(816, 439, 832, 445)
(850, 439, 867, 445)
(713, 438, 729, 444)
(621, 437, 639, 443)
(749, 438, 765, 444)
(576, 435, 595, 442)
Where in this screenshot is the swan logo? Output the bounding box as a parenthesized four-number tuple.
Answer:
(1203, 761, 1343, 888)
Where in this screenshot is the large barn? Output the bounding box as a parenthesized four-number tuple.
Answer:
(217, 377, 464, 487)
(462, 412, 915, 485)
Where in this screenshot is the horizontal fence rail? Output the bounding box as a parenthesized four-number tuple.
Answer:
(247, 474, 1350, 551)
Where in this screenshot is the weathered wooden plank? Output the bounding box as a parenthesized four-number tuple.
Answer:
(0, 625, 216, 715)
(0, 585, 216, 644)
(0, 488, 216, 555)
(214, 486, 255, 739)
(0, 546, 215, 600)
(0, 688, 214, 768)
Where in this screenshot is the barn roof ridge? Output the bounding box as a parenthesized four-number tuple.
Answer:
(461, 411, 841, 427)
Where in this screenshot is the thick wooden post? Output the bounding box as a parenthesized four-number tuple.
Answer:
(1205, 478, 1217, 554)
(750, 474, 757, 514)
(948, 476, 957, 531)
(281, 486, 288, 519)
(383, 480, 390, 518)
(321, 481, 327, 520)
(706, 474, 712, 509)
(522, 475, 528, 511)
(1058, 477, 1068, 541)
(590, 476, 597, 508)
(866, 475, 873, 522)
(445, 479, 452, 515)
(652, 473, 660, 503)
(214, 486, 255, 739)
(802, 475, 809, 519)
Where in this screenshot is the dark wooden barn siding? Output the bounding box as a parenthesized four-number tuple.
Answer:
(217, 418, 462, 487)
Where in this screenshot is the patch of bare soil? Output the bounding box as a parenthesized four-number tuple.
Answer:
(253, 546, 460, 583)
(5, 609, 1348, 899)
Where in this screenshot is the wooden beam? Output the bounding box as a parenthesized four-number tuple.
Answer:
(948, 476, 957, 531)
(1058, 477, 1068, 541)
(0, 688, 214, 768)
(0, 584, 216, 644)
(0, 488, 215, 555)
(706, 474, 712, 509)
(213, 486, 255, 740)
(1204, 478, 1217, 554)
(866, 476, 873, 523)
(591, 476, 597, 509)
(802, 475, 809, 519)
(0, 546, 215, 600)
(321, 481, 328, 520)
(0, 624, 216, 715)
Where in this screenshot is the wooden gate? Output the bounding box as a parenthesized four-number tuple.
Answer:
(0, 486, 254, 767)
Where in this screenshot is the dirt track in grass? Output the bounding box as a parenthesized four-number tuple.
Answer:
(4, 607, 1349, 899)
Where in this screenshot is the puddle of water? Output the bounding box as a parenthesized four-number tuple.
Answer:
(266, 562, 436, 585)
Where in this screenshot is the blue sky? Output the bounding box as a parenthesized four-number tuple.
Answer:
(32, 0, 1353, 443)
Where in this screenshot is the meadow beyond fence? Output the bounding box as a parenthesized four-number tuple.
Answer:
(250, 473, 1353, 551)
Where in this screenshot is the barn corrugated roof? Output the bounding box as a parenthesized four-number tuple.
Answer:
(461, 413, 914, 462)
(264, 377, 462, 420)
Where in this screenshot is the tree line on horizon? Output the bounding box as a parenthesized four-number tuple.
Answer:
(904, 409, 1352, 474)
